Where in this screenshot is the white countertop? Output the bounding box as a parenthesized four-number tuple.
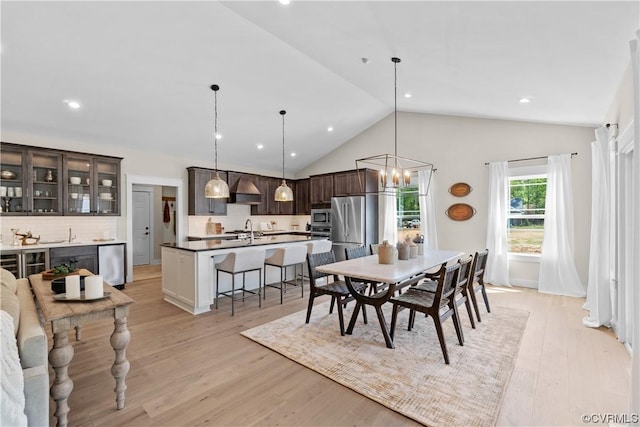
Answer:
(187, 230, 310, 239)
(0, 239, 126, 251)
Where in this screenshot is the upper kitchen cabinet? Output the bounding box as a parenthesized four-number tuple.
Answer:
(0, 142, 63, 216)
(333, 169, 378, 196)
(64, 153, 122, 216)
(294, 178, 310, 215)
(309, 174, 334, 206)
(1, 144, 28, 216)
(187, 167, 228, 216)
(250, 175, 274, 215)
(0, 142, 121, 216)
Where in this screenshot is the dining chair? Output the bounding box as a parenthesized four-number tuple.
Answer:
(369, 243, 380, 255)
(306, 251, 367, 336)
(468, 249, 490, 322)
(413, 256, 476, 332)
(389, 263, 463, 364)
(344, 246, 386, 296)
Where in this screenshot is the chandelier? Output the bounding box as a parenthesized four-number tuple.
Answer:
(356, 57, 434, 195)
(204, 84, 230, 199)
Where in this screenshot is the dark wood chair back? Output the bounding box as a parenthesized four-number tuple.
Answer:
(345, 245, 368, 260)
(456, 256, 473, 294)
(306, 251, 340, 291)
(433, 262, 460, 307)
(472, 249, 489, 283)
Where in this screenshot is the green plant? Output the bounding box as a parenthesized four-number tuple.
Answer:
(52, 263, 76, 274)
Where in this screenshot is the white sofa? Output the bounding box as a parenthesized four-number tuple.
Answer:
(0, 268, 49, 427)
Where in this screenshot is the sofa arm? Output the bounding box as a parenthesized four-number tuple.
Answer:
(23, 364, 49, 427)
(15, 280, 47, 369)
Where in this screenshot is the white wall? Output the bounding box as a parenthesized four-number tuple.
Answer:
(299, 112, 594, 285)
(604, 62, 633, 131)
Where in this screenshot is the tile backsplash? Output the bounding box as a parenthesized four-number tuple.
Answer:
(188, 203, 310, 236)
(0, 216, 118, 245)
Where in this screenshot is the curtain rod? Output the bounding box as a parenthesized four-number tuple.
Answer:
(484, 152, 577, 166)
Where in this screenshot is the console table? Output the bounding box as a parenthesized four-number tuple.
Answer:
(29, 270, 134, 427)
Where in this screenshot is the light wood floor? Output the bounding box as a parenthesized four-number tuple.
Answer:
(47, 268, 631, 426)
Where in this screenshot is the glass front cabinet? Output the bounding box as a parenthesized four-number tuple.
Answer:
(64, 153, 121, 216)
(1, 142, 121, 216)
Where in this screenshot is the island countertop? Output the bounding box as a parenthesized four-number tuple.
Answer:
(161, 234, 314, 252)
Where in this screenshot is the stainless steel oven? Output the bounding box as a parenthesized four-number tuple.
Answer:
(310, 208, 332, 238)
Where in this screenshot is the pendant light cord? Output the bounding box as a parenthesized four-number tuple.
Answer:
(211, 84, 220, 172)
(280, 110, 286, 180)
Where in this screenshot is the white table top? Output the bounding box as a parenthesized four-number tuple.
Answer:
(316, 249, 464, 284)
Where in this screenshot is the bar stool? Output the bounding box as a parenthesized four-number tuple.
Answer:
(306, 239, 332, 255)
(264, 245, 308, 304)
(214, 249, 265, 315)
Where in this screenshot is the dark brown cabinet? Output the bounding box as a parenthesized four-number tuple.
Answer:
(333, 169, 378, 195)
(1, 143, 120, 216)
(250, 175, 295, 215)
(187, 167, 228, 215)
(294, 178, 310, 215)
(310, 174, 334, 206)
(63, 153, 122, 216)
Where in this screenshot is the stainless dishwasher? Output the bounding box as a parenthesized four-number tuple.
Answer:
(98, 243, 125, 288)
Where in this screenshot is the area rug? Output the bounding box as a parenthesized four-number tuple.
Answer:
(241, 302, 528, 427)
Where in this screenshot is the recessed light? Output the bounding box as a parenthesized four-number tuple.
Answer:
(327, 126, 334, 132)
(404, 93, 412, 98)
(279, 0, 290, 5)
(64, 99, 81, 109)
(290, 152, 296, 157)
(256, 144, 264, 149)
(519, 97, 531, 104)
(215, 133, 222, 139)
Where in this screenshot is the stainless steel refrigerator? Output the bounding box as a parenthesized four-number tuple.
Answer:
(331, 196, 376, 261)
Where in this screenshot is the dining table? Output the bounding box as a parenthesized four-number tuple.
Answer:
(316, 248, 464, 348)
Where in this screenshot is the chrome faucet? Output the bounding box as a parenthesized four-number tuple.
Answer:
(244, 219, 254, 242)
(68, 226, 76, 243)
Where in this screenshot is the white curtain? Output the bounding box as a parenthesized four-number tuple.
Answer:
(629, 29, 640, 420)
(485, 161, 510, 285)
(538, 154, 585, 297)
(379, 190, 397, 245)
(583, 126, 612, 327)
(419, 170, 438, 250)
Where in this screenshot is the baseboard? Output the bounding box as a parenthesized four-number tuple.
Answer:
(508, 279, 538, 289)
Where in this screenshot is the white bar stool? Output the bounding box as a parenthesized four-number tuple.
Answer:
(264, 245, 308, 304)
(306, 239, 333, 255)
(214, 249, 265, 315)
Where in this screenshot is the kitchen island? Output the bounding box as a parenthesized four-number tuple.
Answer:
(161, 235, 319, 315)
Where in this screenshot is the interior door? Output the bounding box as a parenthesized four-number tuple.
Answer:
(133, 190, 151, 265)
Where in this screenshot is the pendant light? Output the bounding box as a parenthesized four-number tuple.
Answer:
(204, 84, 230, 198)
(355, 58, 434, 196)
(274, 110, 294, 202)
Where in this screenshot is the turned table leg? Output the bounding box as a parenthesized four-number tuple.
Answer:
(110, 307, 131, 410)
(49, 319, 74, 427)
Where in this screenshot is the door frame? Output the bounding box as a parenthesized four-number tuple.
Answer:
(126, 174, 184, 282)
(132, 186, 153, 266)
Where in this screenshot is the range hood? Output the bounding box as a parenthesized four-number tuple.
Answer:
(230, 175, 262, 205)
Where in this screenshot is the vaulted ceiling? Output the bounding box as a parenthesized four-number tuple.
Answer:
(1, 1, 638, 175)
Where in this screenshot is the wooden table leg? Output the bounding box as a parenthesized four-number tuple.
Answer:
(49, 318, 74, 427)
(110, 307, 131, 410)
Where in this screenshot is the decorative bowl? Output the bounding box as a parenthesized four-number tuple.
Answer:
(101, 179, 112, 186)
(69, 177, 81, 184)
(1, 170, 17, 180)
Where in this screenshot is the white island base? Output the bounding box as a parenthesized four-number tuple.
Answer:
(161, 236, 316, 315)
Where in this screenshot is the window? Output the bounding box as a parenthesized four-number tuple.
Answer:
(397, 185, 421, 234)
(508, 174, 546, 254)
